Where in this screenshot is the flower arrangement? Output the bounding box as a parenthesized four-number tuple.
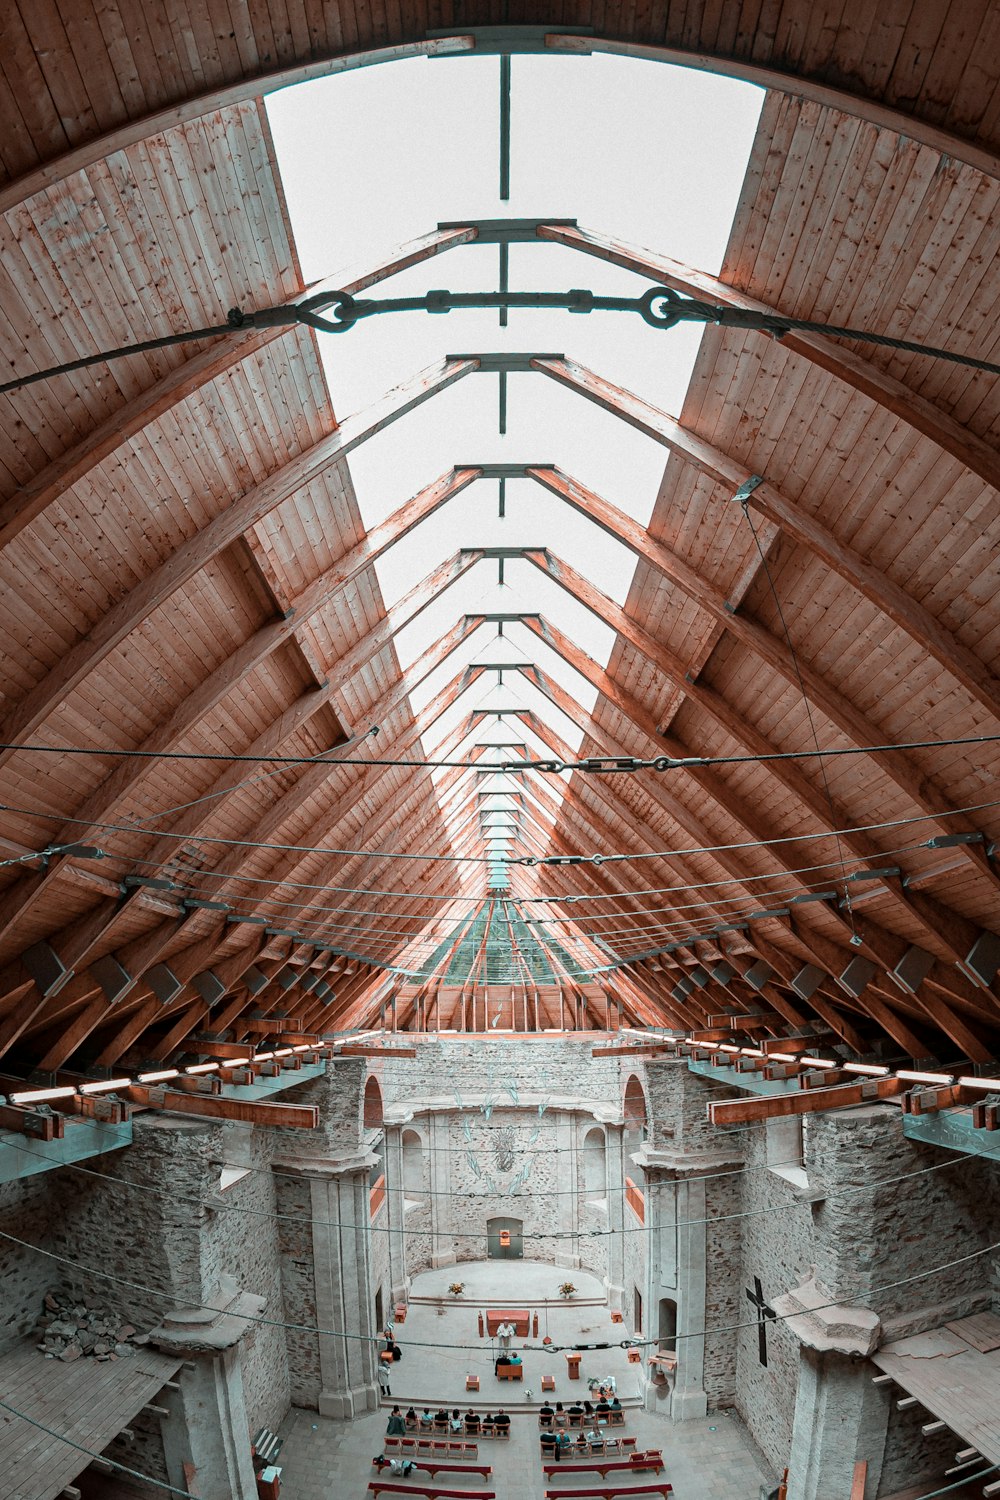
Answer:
(558, 1282, 577, 1298)
(448, 1282, 465, 1296)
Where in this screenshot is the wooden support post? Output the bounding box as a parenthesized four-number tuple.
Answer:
(850, 1459, 867, 1500)
(0, 1102, 66, 1140)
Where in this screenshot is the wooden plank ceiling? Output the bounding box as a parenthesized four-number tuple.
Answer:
(0, 3, 997, 1076)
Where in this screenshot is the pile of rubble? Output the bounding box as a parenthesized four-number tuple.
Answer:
(34, 1289, 149, 1362)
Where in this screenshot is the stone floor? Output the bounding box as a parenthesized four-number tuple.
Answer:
(277, 1401, 772, 1500)
(277, 1260, 773, 1498)
(387, 1259, 638, 1403)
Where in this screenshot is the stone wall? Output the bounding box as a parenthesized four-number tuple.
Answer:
(0, 1174, 68, 1353)
(733, 1121, 816, 1475)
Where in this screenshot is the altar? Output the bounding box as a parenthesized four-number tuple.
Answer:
(486, 1309, 530, 1336)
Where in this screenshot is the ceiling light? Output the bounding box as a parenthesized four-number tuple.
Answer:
(842, 1063, 890, 1076)
(896, 1070, 954, 1085)
(957, 1076, 1000, 1090)
(9, 1085, 78, 1104)
(805, 1058, 838, 1069)
(137, 1069, 179, 1083)
(766, 1053, 798, 1062)
(79, 1077, 131, 1094)
(186, 1062, 219, 1074)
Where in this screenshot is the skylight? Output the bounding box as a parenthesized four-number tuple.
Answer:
(266, 53, 762, 899)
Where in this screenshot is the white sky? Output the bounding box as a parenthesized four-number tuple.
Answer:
(266, 54, 762, 906)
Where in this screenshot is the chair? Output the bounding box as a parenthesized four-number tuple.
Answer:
(541, 1374, 556, 1393)
(539, 1414, 553, 1429)
(466, 1375, 480, 1392)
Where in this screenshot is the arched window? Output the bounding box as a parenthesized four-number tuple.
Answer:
(623, 1075, 648, 1147)
(582, 1127, 607, 1200)
(402, 1128, 424, 1200)
(363, 1075, 383, 1129)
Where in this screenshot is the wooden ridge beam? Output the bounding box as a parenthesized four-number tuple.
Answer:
(709, 1075, 907, 1124)
(336, 1044, 415, 1058)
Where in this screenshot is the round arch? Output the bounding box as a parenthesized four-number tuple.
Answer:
(363, 1074, 384, 1129)
(623, 1073, 649, 1133)
(4, 17, 997, 225)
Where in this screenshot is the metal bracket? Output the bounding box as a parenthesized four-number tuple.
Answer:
(447, 353, 562, 371)
(731, 474, 766, 503)
(439, 218, 578, 242)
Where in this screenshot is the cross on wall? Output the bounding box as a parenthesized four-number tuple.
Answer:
(746, 1276, 777, 1366)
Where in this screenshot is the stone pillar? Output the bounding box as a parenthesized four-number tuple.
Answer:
(637, 1146, 740, 1420)
(275, 1153, 380, 1418)
(604, 1123, 626, 1309)
(151, 1282, 264, 1500)
(555, 1111, 580, 1270)
(774, 1277, 887, 1500)
(428, 1110, 456, 1267)
(384, 1123, 409, 1304)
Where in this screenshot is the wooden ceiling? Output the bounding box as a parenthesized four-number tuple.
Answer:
(0, 3, 998, 1078)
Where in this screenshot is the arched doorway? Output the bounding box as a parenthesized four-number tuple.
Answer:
(486, 1216, 523, 1260)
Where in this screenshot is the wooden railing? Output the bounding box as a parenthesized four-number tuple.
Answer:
(369, 1173, 386, 1217)
(624, 1176, 645, 1223)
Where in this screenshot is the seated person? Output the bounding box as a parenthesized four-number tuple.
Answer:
(539, 1402, 554, 1420)
(419, 1407, 434, 1427)
(583, 1400, 594, 1414)
(509, 1353, 521, 1365)
(540, 1430, 557, 1455)
(404, 1407, 417, 1427)
(481, 1412, 495, 1435)
(553, 1401, 568, 1427)
(568, 1401, 584, 1418)
(494, 1353, 511, 1372)
(493, 1408, 510, 1434)
(609, 1395, 622, 1411)
(596, 1397, 611, 1417)
(435, 1407, 449, 1423)
(553, 1431, 572, 1461)
(465, 1409, 480, 1433)
(450, 1409, 464, 1433)
(575, 1432, 589, 1452)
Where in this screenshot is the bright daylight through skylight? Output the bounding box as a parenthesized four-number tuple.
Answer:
(266, 53, 762, 935)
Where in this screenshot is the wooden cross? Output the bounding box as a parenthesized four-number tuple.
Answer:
(746, 1276, 776, 1366)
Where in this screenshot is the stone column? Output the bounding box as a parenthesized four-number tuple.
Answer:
(637, 1146, 740, 1420)
(275, 1153, 380, 1418)
(428, 1110, 456, 1267)
(151, 1282, 264, 1500)
(384, 1123, 409, 1304)
(603, 1122, 626, 1309)
(773, 1277, 887, 1500)
(555, 1111, 580, 1270)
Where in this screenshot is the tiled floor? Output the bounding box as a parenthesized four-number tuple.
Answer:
(277, 1402, 772, 1500)
(277, 1261, 772, 1498)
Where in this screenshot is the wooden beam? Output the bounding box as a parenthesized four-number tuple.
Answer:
(125, 1086, 318, 1127)
(709, 1076, 907, 1124)
(0, 361, 479, 769)
(0, 227, 477, 554)
(529, 372, 1000, 732)
(336, 1044, 416, 1058)
(850, 1460, 867, 1500)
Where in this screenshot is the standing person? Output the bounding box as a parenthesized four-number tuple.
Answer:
(377, 1358, 392, 1398)
(385, 1406, 405, 1435)
(496, 1319, 514, 1351)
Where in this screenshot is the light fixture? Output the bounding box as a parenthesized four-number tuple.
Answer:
(137, 1069, 179, 1083)
(273, 1048, 294, 1057)
(766, 1052, 798, 1062)
(842, 1063, 890, 1076)
(957, 1076, 1000, 1090)
(79, 1077, 131, 1094)
(292, 1044, 312, 1053)
(9, 1085, 78, 1104)
(805, 1058, 838, 1069)
(255, 1051, 274, 1061)
(221, 1057, 253, 1068)
(896, 1070, 954, 1085)
(185, 1062, 220, 1074)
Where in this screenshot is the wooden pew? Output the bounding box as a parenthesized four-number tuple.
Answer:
(369, 1484, 495, 1500)
(374, 1458, 492, 1481)
(543, 1451, 664, 1479)
(542, 1483, 672, 1500)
